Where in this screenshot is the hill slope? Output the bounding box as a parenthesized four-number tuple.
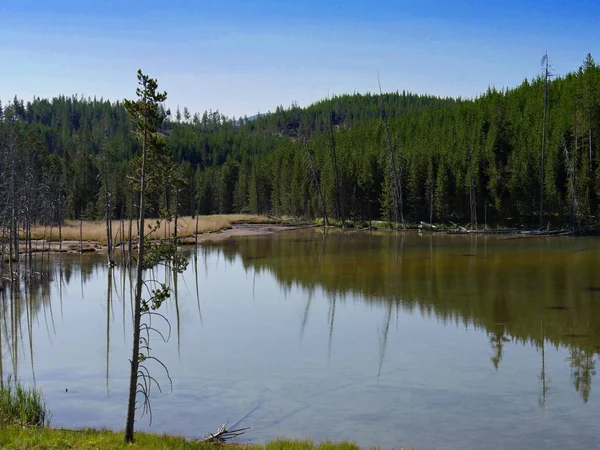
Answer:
(0, 53, 598, 227)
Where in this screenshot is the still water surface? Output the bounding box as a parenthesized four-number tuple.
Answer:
(2, 230, 600, 449)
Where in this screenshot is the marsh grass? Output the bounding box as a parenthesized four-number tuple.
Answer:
(23, 214, 273, 244)
(0, 377, 49, 427)
(0, 427, 363, 450)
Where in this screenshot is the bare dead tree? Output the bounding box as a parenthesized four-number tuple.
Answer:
(326, 93, 345, 227)
(467, 127, 478, 230)
(9, 130, 19, 277)
(540, 53, 554, 227)
(378, 74, 404, 228)
(300, 126, 328, 230)
(102, 148, 115, 266)
(564, 137, 582, 231)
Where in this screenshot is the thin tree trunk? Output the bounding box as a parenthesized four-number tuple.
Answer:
(468, 142, 477, 230)
(1, 227, 7, 277)
(429, 162, 435, 225)
(124, 98, 149, 444)
(106, 266, 113, 394)
(48, 223, 54, 257)
(173, 189, 179, 242)
(378, 77, 404, 229)
(163, 185, 169, 239)
(302, 134, 328, 229)
(79, 215, 83, 254)
(10, 134, 19, 273)
(253, 153, 260, 215)
(26, 215, 31, 271)
(589, 125, 593, 173)
(120, 203, 125, 262)
(128, 194, 134, 265)
(195, 212, 199, 246)
(58, 197, 62, 251)
(327, 96, 345, 226)
(540, 54, 549, 227)
(105, 156, 114, 265)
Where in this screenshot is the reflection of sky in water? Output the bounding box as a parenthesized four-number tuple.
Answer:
(1, 233, 600, 449)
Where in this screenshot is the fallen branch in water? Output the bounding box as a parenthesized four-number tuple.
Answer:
(198, 422, 251, 444)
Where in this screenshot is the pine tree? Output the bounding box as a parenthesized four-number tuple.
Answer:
(123, 69, 168, 444)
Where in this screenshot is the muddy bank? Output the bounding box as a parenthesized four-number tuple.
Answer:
(180, 223, 315, 244)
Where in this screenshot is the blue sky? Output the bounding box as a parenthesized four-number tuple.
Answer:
(0, 0, 598, 118)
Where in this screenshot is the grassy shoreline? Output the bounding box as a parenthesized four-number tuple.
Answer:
(24, 214, 278, 244)
(18, 213, 588, 252)
(1, 426, 363, 450)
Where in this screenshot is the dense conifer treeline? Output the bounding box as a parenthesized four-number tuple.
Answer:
(0, 54, 598, 228)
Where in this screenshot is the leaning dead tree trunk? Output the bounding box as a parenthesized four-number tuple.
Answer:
(378, 75, 404, 229)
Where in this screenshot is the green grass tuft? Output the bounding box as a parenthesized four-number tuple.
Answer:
(0, 376, 50, 427)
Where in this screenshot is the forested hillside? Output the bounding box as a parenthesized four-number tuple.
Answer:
(0, 54, 598, 228)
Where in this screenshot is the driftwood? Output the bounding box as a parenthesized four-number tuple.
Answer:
(345, 226, 370, 234)
(419, 221, 437, 230)
(445, 225, 574, 237)
(198, 422, 251, 444)
(448, 221, 468, 232)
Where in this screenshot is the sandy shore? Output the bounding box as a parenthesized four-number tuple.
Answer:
(180, 223, 313, 244)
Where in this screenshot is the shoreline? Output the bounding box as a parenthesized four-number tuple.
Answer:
(0, 425, 362, 449)
(180, 223, 318, 244)
(7, 220, 590, 259)
(12, 223, 316, 256)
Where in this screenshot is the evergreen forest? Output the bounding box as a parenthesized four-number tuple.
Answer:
(0, 54, 598, 229)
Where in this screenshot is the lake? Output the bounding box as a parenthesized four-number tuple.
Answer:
(2, 229, 600, 449)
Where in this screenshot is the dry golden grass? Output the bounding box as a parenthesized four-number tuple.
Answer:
(23, 214, 273, 244)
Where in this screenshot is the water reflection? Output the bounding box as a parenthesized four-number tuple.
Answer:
(203, 230, 600, 404)
(106, 267, 113, 395)
(568, 347, 597, 403)
(1, 231, 600, 449)
(2, 263, 53, 382)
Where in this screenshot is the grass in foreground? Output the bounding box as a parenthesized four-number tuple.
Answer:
(24, 214, 275, 244)
(0, 426, 362, 450)
(0, 377, 49, 427)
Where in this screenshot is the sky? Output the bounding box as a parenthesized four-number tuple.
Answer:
(0, 0, 598, 118)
